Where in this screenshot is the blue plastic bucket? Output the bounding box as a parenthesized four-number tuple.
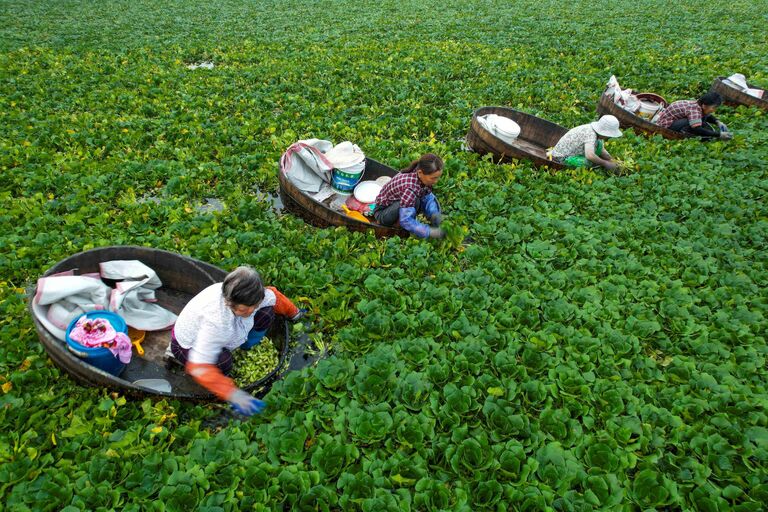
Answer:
(65, 311, 128, 376)
(331, 160, 365, 193)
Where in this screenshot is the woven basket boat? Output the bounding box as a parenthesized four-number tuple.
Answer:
(709, 76, 768, 111)
(279, 158, 408, 238)
(466, 106, 568, 169)
(28, 246, 318, 400)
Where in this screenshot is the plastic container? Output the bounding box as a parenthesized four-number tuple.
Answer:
(345, 195, 370, 214)
(353, 181, 382, 204)
(637, 100, 662, 120)
(331, 160, 366, 193)
(636, 92, 667, 105)
(66, 311, 129, 376)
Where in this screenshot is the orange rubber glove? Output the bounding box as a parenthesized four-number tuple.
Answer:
(266, 286, 301, 319)
(186, 362, 238, 401)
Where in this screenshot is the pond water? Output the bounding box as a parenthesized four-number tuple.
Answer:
(138, 189, 283, 213)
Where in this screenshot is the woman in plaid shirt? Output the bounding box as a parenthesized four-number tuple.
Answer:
(654, 92, 731, 140)
(373, 153, 446, 239)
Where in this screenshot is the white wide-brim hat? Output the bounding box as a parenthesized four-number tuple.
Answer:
(725, 73, 749, 90)
(591, 115, 623, 138)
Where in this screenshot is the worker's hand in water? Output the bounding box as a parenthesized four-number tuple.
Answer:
(719, 131, 733, 141)
(229, 389, 266, 416)
(429, 227, 446, 239)
(429, 213, 443, 227)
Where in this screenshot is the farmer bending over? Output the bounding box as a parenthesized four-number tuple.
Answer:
(549, 115, 623, 171)
(373, 153, 445, 239)
(654, 92, 731, 140)
(171, 266, 304, 416)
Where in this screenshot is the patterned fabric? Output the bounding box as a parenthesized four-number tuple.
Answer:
(654, 100, 703, 129)
(171, 336, 233, 374)
(252, 306, 275, 332)
(374, 171, 433, 209)
(550, 124, 598, 159)
(173, 283, 276, 365)
(69, 317, 117, 346)
(69, 316, 132, 363)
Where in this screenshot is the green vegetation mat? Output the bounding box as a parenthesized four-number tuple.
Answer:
(1, 0, 767, 509)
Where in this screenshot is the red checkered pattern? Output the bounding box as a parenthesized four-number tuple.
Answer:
(375, 172, 432, 208)
(655, 100, 703, 128)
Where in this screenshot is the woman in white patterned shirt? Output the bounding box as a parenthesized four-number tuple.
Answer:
(550, 115, 622, 172)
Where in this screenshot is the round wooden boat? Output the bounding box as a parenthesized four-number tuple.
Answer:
(27, 246, 316, 400)
(278, 158, 408, 238)
(465, 106, 568, 169)
(709, 76, 768, 111)
(596, 88, 687, 140)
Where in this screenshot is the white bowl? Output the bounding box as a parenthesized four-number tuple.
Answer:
(492, 116, 521, 138)
(353, 181, 382, 203)
(481, 114, 521, 143)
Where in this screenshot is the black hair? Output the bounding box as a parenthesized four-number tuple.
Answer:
(698, 92, 723, 107)
(402, 153, 444, 175)
(222, 266, 265, 307)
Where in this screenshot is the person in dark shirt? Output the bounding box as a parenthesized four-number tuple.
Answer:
(654, 92, 731, 140)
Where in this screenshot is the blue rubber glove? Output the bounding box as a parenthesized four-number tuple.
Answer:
(229, 389, 266, 416)
(242, 329, 266, 350)
(399, 206, 431, 238)
(422, 193, 441, 221)
(290, 308, 308, 322)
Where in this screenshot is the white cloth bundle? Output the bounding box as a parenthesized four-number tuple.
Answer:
(32, 272, 111, 340)
(607, 75, 640, 113)
(723, 73, 765, 99)
(280, 139, 335, 193)
(33, 260, 178, 341)
(100, 260, 177, 331)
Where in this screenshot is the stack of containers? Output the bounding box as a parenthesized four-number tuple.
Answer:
(327, 142, 366, 194)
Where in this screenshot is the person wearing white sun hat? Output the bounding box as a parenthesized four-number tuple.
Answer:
(548, 115, 623, 172)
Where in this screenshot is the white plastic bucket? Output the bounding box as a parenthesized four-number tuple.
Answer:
(331, 160, 365, 193)
(637, 100, 661, 120)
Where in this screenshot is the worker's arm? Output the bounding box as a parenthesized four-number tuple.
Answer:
(185, 323, 265, 415)
(186, 361, 238, 400)
(266, 286, 302, 320)
(421, 193, 441, 223)
(186, 362, 264, 416)
(399, 207, 432, 238)
(585, 142, 617, 170)
(185, 322, 238, 399)
(687, 123, 720, 138)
